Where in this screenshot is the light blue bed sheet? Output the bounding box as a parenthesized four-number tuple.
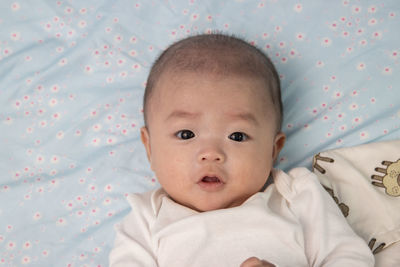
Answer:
(0, 0, 399, 266)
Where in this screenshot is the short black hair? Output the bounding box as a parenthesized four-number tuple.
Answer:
(143, 33, 283, 131)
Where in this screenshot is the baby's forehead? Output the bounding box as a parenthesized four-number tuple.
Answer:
(151, 71, 274, 111)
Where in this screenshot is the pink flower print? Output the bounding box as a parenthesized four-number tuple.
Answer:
(356, 28, 364, 35)
(129, 49, 138, 58)
(33, 212, 42, 220)
(14, 100, 21, 109)
(294, 3, 303, 12)
(353, 117, 362, 124)
(368, 5, 377, 13)
(333, 91, 342, 99)
(21, 256, 31, 264)
(58, 58, 68, 66)
(7, 241, 16, 250)
(368, 18, 377, 26)
(88, 184, 97, 192)
(23, 241, 32, 250)
(49, 98, 58, 107)
(114, 34, 123, 42)
(84, 65, 93, 73)
(130, 36, 137, 43)
(170, 29, 177, 38)
(321, 37, 332, 47)
(91, 138, 101, 146)
(36, 155, 45, 164)
(103, 198, 112, 205)
(10, 31, 21, 41)
(44, 22, 52, 31)
(78, 20, 87, 28)
(11, 2, 21, 11)
(56, 217, 67, 226)
(50, 155, 59, 164)
(316, 60, 324, 68)
(51, 84, 60, 93)
(337, 113, 345, 120)
(117, 58, 125, 66)
(42, 250, 49, 257)
(64, 6, 73, 14)
(104, 184, 113, 192)
(349, 103, 358, 110)
(106, 76, 114, 83)
(191, 13, 199, 21)
(352, 5, 361, 14)
(359, 39, 368, 46)
(329, 21, 338, 31)
(90, 207, 99, 216)
(92, 124, 102, 132)
(106, 137, 116, 145)
(56, 131, 64, 139)
(132, 63, 141, 70)
(296, 32, 305, 41)
(360, 131, 369, 139)
(382, 67, 392, 75)
(371, 31, 382, 39)
(76, 210, 84, 217)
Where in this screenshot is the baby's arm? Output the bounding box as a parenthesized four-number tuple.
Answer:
(283, 168, 375, 266)
(109, 193, 158, 267)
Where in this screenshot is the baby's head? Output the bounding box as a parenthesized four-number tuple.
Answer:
(141, 33, 286, 212)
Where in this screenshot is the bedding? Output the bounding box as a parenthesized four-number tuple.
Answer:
(312, 139, 400, 266)
(0, 0, 399, 266)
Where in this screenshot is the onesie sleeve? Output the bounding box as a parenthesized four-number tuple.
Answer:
(109, 190, 160, 267)
(273, 168, 375, 267)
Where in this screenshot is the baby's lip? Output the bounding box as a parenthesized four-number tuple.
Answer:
(197, 173, 225, 192)
(197, 173, 225, 184)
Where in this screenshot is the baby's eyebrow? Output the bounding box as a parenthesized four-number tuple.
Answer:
(166, 110, 199, 121)
(227, 112, 259, 126)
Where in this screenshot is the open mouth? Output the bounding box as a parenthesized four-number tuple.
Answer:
(197, 176, 224, 191)
(201, 176, 221, 183)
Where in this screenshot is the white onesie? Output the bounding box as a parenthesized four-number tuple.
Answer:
(109, 168, 374, 266)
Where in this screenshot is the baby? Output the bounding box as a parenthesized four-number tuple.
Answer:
(109, 33, 374, 266)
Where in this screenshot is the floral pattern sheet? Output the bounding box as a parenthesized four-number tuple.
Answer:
(0, 0, 399, 266)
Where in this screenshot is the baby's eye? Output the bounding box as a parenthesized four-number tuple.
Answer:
(229, 132, 248, 142)
(176, 130, 195, 140)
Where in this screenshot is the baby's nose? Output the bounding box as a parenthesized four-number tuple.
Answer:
(198, 147, 226, 163)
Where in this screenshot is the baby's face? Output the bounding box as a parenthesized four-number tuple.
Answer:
(141, 72, 285, 212)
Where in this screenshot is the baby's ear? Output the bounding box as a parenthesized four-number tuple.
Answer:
(272, 132, 286, 163)
(140, 126, 152, 162)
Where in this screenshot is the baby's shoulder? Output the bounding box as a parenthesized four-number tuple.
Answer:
(272, 167, 321, 198)
(126, 187, 167, 216)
